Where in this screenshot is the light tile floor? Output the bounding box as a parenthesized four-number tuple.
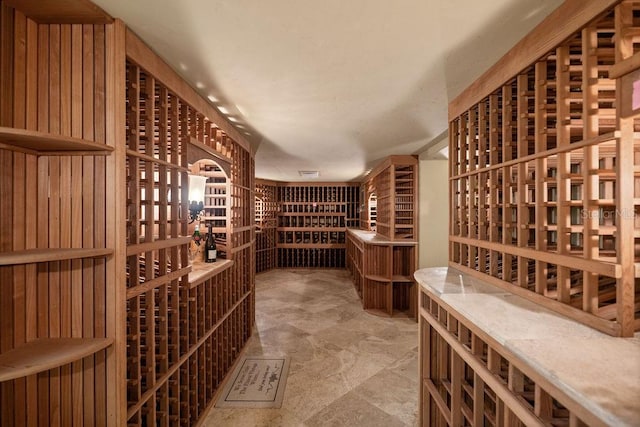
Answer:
(202, 269, 419, 426)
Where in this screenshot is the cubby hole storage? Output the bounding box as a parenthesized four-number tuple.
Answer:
(449, 1, 640, 337)
(274, 183, 359, 268)
(418, 282, 612, 427)
(124, 50, 255, 426)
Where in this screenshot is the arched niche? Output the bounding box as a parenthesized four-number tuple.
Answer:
(188, 158, 230, 259)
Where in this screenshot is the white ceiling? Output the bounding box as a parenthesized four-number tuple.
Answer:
(94, 0, 563, 181)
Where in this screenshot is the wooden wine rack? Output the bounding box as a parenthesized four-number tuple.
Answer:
(449, 0, 640, 337)
(363, 155, 418, 240)
(273, 182, 360, 268)
(124, 32, 255, 424)
(417, 267, 639, 427)
(346, 230, 418, 319)
(255, 179, 278, 273)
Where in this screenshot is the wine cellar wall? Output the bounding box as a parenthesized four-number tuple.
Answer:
(124, 31, 255, 425)
(276, 183, 360, 268)
(449, 0, 640, 337)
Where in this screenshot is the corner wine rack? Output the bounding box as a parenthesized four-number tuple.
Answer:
(0, 8, 117, 425)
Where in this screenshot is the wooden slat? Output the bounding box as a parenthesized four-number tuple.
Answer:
(59, 22, 73, 427)
(81, 23, 96, 424)
(105, 18, 127, 426)
(126, 236, 192, 256)
(615, 1, 637, 338)
(10, 9, 27, 427)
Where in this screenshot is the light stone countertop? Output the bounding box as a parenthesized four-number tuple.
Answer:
(414, 266, 640, 427)
(347, 229, 417, 246)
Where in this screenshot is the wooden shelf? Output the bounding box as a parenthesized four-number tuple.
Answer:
(277, 227, 345, 232)
(188, 259, 234, 289)
(392, 275, 413, 282)
(279, 212, 346, 216)
(365, 274, 391, 282)
(0, 127, 114, 155)
(277, 243, 345, 249)
(0, 248, 114, 266)
(0, 338, 113, 382)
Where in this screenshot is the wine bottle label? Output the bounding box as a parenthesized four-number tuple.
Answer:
(208, 250, 217, 260)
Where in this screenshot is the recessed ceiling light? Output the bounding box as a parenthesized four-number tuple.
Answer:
(196, 82, 205, 89)
(243, 131, 251, 136)
(207, 95, 218, 103)
(228, 117, 239, 123)
(299, 171, 319, 178)
(235, 124, 245, 129)
(236, 104, 247, 117)
(218, 106, 230, 115)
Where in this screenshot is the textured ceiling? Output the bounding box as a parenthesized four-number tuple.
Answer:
(94, 0, 563, 181)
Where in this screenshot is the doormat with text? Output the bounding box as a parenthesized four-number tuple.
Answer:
(215, 356, 290, 408)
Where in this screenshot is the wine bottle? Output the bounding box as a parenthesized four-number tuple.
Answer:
(205, 222, 217, 263)
(192, 224, 201, 246)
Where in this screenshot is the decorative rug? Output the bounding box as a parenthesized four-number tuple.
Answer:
(215, 356, 290, 408)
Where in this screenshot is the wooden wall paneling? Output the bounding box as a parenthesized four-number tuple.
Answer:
(10, 8, 27, 426)
(0, 7, 15, 420)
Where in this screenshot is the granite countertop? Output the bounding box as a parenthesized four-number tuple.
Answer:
(347, 229, 417, 246)
(414, 266, 640, 427)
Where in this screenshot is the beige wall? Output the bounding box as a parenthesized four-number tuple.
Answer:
(418, 154, 449, 268)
